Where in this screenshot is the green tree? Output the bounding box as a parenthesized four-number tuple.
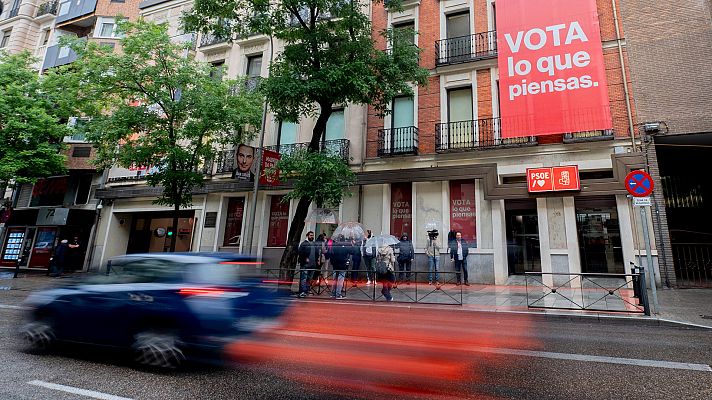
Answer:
(70, 20, 263, 251)
(185, 0, 428, 269)
(0, 51, 70, 195)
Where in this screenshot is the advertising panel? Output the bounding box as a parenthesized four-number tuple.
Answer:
(497, 0, 612, 137)
(267, 195, 289, 247)
(390, 183, 412, 238)
(449, 180, 477, 244)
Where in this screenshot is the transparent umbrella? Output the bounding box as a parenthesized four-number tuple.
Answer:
(364, 234, 400, 249)
(332, 222, 365, 240)
(304, 208, 339, 225)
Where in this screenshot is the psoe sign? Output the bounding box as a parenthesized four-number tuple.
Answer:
(527, 166, 580, 193)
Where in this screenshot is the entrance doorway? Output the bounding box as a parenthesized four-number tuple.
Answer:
(126, 211, 196, 254)
(575, 196, 624, 274)
(505, 199, 541, 274)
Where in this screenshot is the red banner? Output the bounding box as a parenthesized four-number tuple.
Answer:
(497, 0, 612, 137)
(259, 149, 281, 186)
(390, 183, 412, 238)
(527, 165, 580, 192)
(267, 195, 289, 247)
(449, 181, 477, 243)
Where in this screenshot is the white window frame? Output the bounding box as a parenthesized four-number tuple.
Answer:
(94, 17, 124, 39)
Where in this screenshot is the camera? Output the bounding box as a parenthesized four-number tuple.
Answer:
(427, 229, 439, 240)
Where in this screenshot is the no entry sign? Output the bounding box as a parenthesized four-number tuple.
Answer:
(625, 170, 654, 197)
(527, 165, 580, 193)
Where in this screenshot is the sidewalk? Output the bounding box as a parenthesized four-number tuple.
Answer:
(2, 272, 711, 328)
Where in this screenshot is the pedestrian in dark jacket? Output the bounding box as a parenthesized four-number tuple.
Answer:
(349, 237, 362, 284)
(297, 231, 317, 298)
(396, 233, 414, 284)
(448, 231, 470, 285)
(329, 236, 350, 299)
(51, 240, 69, 277)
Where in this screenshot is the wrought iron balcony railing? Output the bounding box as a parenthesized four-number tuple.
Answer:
(435, 30, 497, 66)
(36, 0, 58, 17)
(199, 33, 228, 47)
(265, 139, 350, 164)
(216, 149, 235, 174)
(378, 126, 419, 156)
(435, 117, 537, 152)
(563, 129, 615, 143)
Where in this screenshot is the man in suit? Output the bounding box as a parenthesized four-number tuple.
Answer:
(449, 231, 470, 286)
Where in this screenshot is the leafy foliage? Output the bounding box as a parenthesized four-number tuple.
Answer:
(0, 51, 69, 187)
(67, 19, 264, 208)
(271, 150, 356, 208)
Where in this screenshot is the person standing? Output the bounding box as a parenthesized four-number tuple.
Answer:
(362, 230, 376, 285)
(297, 231, 317, 298)
(396, 233, 414, 284)
(426, 230, 441, 285)
(329, 235, 350, 299)
(68, 236, 81, 270)
(376, 244, 396, 301)
(349, 236, 362, 285)
(51, 239, 69, 277)
(449, 231, 470, 286)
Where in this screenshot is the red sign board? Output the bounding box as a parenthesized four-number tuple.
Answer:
(449, 180, 476, 243)
(390, 182, 412, 238)
(625, 170, 654, 197)
(527, 166, 580, 193)
(267, 195, 289, 247)
(259, 149, 281, 186)
(496, 0, 612, 137)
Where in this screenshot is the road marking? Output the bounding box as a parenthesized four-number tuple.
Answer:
(0, 304, 27, 310)
(27, 380, 134, 400)
(273, 330, 712, 373)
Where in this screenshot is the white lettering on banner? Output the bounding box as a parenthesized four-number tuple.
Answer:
(505, 21, 597, 101)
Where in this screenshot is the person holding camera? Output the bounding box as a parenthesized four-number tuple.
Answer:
(426, 230, 441, 285)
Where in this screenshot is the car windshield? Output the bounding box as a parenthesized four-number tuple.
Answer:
(84, 258, 186, 284)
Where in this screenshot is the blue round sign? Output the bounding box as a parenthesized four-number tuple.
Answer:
(625, 170, 654, 197)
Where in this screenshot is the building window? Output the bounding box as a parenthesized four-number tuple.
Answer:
(58, 1, 70, 16)
(446, 12, 471, 61)
(72, 146, 91, 157)
(74, 175, 92, 205)
(0, 29, 11, 49)
(58, 46, 70, 58)
(267, 195, 289, 247)
(222, 197, 245, 247)
(324, 109, 345, 140)
(392, 21, 415, 45)
(277, 120, 298, 147)
(210, 60, 225, 80)
(390, 182, 412, 238)
(449, 180, 477, 246)
(41, 29, 51, 46)
(447, 87, 474, 148)
(95, 18, 123, 39)
(246, 54, 262, 78)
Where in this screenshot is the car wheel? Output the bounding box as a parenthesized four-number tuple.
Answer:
(21, 319, 55, 353)
(132, 330, 185, 369)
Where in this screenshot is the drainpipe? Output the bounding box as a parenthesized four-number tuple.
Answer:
(611, 0, 636, 152)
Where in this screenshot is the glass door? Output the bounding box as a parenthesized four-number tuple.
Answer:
(576, 207, 624, 274)
(506, 206, 541, 274)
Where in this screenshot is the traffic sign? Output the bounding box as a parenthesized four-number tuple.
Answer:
(633, 197, 652, 207)
(625, 170, 654, 197)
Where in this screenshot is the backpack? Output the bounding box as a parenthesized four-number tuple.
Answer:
(375, 254, 389, 275)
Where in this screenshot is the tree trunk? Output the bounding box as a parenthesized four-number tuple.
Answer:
(169, 203, 179, 252)
(278, 104, 333, 279)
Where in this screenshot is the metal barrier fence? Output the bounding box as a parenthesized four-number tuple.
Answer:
(524, 271, 649, 315)
(261, 268, 463, 305)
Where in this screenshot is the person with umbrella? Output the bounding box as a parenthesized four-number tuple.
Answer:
(362, 230, 376, 285)
(329, 235, 351, 299)
(396, 233, 414, 284)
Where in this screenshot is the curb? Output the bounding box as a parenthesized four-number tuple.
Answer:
(299, 298, 712, 330)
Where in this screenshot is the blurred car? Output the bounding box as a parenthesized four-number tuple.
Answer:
(20, 253, 290, 368)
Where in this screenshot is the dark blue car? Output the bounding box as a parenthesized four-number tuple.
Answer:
(21, 253, 290, 368)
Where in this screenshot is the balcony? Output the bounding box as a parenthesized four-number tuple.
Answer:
(435, 30, 497, 67)
(42, 43, 79, 70)
(435, 117, 537, 152)
(199, 33, 228, 48)
(265, 139, 351, 164)
(36, 0, 58, 18)
(55, 0, 97, 25)
(215, 149, 235, 174)
(563, 129, 615, 143)
(378, 126, 419, 156)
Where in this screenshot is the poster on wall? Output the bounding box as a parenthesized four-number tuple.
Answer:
(259, 149, 281, 186)
(222, 198, 245, 247)
(496, 0, 612, 137)
(267, 195, 289, 247)
(390, 183, 412, 238)
(449, 181, 477, 245)
(233, 144, 258, 181)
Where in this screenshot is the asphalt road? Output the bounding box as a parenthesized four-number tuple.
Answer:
(0, 288, 711, 400)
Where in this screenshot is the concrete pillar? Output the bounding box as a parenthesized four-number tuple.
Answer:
(537, 198, 553, 287)
(491, 199, 508, 284)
